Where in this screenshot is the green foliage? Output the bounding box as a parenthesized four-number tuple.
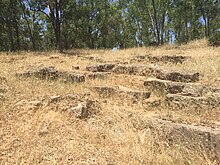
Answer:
(0, 0, 219, 51)
(208, 31, 220, 46)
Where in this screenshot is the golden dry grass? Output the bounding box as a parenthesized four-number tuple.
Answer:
(0, 39, 220, 164)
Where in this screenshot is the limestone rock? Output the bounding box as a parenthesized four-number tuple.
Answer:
(144, 97, 161, 107)
(144, 78, 217, 97)
(92, 85, 151, 102)
(70, 102, 89, 118)
(144, 78, 185, 95)
(112, 64, 141, 75)
(69, 99, 97, 119)
(16, 65, 58, 80)
(92, 86, 117, 97)
(147, 55, 190, 64)
(50, 95, 61, 103)
(118, 85, 151, 101)
(165, 94, 208, 108)
(86, 72, 108, 80)
(142, 118, 220, 163)
(86, 64, 115, 72)
(146, 64, 199, 83)
(59, 72, 85, 83)
(131, 55, 190, 64)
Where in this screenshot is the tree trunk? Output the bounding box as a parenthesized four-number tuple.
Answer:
(151, 0, 160, 45)
(55, 0, 62, 52)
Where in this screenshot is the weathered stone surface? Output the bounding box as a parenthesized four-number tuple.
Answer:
(92, 85, 150, 102)
(86, 72, 108, 80)
(165, 94, 220, 108)
(131, 55, 190, 64)
(157, 70, 199, 83)
(144, 78, 220, 108)
(118, 85, 151, 101)
(131, 55, 186, 63)
(86, 64, 115, 72)
(112, 64, 141, 75)
(181, 84, 220, 97)
(144, 97, 161, 107)
(70, 102, 89, 118)
(166, 94, 208, 108)
(144, 78, 185, 95)
(148, 55, 190, 64)
(69, 99, 98, 119)
(112, 64, 199, 83)
(146, 64, 199, 83)
(92, 86, 117, 97)
(144, 78, 217, 97)
(16, 99, 43, 110)
(59, 72, 85, 83)
(50, 95, 61, 103)
(16, 65, 58, 80)
(16, 65, 86, 83)
(141, 118, 220, 163)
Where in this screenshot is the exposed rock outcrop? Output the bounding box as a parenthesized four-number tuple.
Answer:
(86, 64, 115, 72)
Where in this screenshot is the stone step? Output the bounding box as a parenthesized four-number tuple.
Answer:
(16, 65, 109, 83)
(86, 63, 116, 72)
(112, 64, 143, 75)
(16, 65, 59, 80)
(144, 78, 220, 97)
(146, 64, 199, 83)
(59, 72, 85, 83)
(85, 72, 108, 80)
(112, 64, 199, 83)
(91, 85, 150, 102)
(166, 93, 220, 109)
(144, 78, 184, 95)
(137, 117, 220, 163)
(131, 55, 190, 64)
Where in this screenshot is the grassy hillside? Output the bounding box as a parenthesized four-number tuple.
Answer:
(0, 39, 220, 164)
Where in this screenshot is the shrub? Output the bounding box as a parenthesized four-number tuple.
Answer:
(208, 31, 220, 46)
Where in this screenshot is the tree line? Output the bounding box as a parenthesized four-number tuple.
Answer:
(0, 0, 219, 52)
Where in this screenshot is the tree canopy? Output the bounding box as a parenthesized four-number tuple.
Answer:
(0, 0, 219, 51)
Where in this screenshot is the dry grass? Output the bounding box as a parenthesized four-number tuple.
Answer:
(0, 39, 220, 164)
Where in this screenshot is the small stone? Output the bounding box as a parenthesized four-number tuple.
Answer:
(69, 102, 89, 119)
(72, 66, 80, 70)
(50, 95, 61, 103)
(38, 125, 48, 136)
(29, 100, 42, 107)
(0, 93, 5, 100)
